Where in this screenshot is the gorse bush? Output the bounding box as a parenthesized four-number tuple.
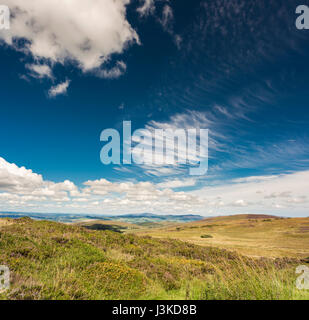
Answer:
(0, 218, 308, 300)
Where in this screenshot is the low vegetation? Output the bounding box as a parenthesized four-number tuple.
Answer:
(200, 234, 213, 239)
(0, 217, 308, 300)
(134, 214, 309, 259)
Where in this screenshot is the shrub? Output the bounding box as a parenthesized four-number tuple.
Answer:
(201, 234, 213, 239)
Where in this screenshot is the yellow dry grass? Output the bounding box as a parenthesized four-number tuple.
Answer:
(129, 215, 309, 259)
(0, 218, 14, 228)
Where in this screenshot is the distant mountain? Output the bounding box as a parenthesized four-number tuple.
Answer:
(111, 213, 204, 223)
(0, 211, 204, 223)
(0, 212, 109, 223)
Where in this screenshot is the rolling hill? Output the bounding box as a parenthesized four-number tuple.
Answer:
(0, 217, 308, 300)
(130, 214, 309, 259)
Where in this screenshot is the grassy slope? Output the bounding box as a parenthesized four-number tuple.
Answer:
(0, 217, 308, 300)
(131, 215, 309, 259)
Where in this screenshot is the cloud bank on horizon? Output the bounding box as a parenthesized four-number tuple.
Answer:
(0, 157, 308, 216)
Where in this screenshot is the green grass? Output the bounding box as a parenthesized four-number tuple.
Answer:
(0, 217, 308, 300)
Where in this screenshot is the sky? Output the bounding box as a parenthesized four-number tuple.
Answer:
(0, 0, 309, 217)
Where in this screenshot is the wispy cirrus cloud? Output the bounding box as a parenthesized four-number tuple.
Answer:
(127, 102, 309, 184)
(136, 0, 181, 47)
(156, 178, 197, 189)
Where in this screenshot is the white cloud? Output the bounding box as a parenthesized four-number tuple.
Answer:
(264, 191, 292, 199)
(137, 0, 155, 17)
(0, 157, 204, 214)
(232, 175, 280, 184)
(48, 80, 70, 98)
(230, 199, 248, 207)
(0, 157, 79, 203)
(1, 156, 308, 216)
(159, 5, 174, 31)
(192, 171, 309, 216)
(0, 157, 43, 191)
(95, 61, 127, 79)
(156, 178, 197, 189)
(136, 0, 181, 49)
(1, 0, 139, 75)
(144, 166, 183, 177)
(128, 110, 216, 177)
(26, 63, 53, 79)
(174, 34, 182, 49)
(0, 0, 182, 86)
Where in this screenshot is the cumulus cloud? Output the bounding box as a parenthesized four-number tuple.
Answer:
(48, 80, 70, 98)
(83, 178, 200, 204)
(0, 157, 204, 214)
(192, 171, 309, 216)
(0, 0, 139, 76)
(0, 157, 78, 203)
(1, 156, 309, 216)
(0, 0, 182, 88)
(0, 157, 43, 191)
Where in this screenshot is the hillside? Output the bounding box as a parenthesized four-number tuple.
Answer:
(129, 214, 309, 259)
(0, 217, 308, 300)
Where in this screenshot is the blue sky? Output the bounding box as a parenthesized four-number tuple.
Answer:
(0, 0, 309, 216)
